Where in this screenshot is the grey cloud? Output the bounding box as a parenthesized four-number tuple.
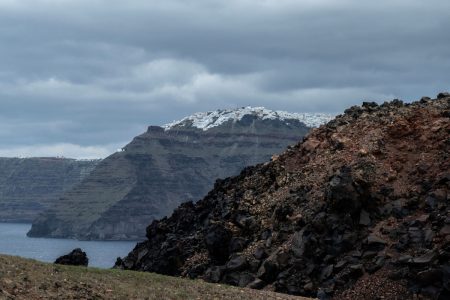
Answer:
(0, 0, 449, 157)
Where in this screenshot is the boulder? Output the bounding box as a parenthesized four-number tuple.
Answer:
(415, 268, 443, 286)
(320, 265, 334, 281)
(238, 273, 255, 287)
(204, 266, 225, 283)
(229, 237, 248, 253)
(326, 167, 362, 215)
(410, 251, 437, 267)
(257, 255, 279, 282)
(367, 234, 387, 245)
(440, 225, 450, 236)
(54, 248, 88, 266)
(253, 246, 268, 260)
(348, 264, 364, 279)
(359, 209, 371, 226)
(247, 278, 266, 289)
(291, 228, 307, 257)
(226, 255, 248, 272)
(366, 234, 387, 251)
(204, 224, 232, 263)
(437, 92, 450, 99)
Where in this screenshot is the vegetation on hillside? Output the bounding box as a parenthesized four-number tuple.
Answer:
(0, 255, 307, 300)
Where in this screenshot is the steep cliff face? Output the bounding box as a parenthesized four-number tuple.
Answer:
(0, 158, 99, 222)
(116, 96, 450, 299)
(29, 107, 333, 240)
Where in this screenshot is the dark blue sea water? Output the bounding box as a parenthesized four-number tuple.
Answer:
(0, 223, 137, 268)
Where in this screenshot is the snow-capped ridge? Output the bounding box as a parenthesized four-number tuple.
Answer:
(163, 107, 334, 131)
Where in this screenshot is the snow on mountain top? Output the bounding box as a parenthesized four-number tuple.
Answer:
(163, 107, 335, 131)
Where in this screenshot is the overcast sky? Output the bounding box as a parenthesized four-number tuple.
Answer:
(0, 0, 449, 158)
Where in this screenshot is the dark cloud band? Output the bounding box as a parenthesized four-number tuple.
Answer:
(0, 0, 449, 157)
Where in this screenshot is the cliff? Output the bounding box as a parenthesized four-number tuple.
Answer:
(116, 95, 450, 299)
(0, 157, 99, 222)
(29, 107, 332, 240)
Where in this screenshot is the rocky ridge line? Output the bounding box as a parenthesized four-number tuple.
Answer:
(117, 94, 450, 299)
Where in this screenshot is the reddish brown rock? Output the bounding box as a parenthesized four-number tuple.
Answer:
(117, 96, 450, 299)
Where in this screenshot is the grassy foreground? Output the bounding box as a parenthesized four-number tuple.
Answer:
(0, 255, 309, 300)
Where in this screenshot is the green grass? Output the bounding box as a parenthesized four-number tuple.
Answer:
(0, 255, 309, 300)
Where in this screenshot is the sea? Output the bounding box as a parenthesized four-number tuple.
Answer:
(0, 223, 138, 268)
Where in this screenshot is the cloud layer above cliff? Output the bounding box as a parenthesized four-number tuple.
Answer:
(1, 0, 449, 158)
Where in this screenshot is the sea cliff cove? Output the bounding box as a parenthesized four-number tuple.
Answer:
(1, 1, 449, 299)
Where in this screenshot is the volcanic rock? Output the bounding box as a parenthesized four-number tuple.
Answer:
(117, 97, 450, 299)
(367, 234, 387, 246)
(226, 255, 248, 272)
(247, 278, 266, 289)
(437, 92, 450, 99)
(359, 209, 371, 226)
(54, 248, 88, 266)
(410, 251, 437, 267)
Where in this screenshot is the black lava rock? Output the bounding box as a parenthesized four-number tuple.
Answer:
(54, 248, 88, 266)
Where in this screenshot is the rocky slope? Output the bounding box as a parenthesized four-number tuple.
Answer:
(29, 107, 333, 240)
(116, 95, 450, 299)
(0, 157, 99, 222)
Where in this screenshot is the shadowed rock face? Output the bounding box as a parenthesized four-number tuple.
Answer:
(116, 96, 450, 299)
(29, 115, 313, 240)
(54, 248, 88, 266)
(0, 158, 99, 223)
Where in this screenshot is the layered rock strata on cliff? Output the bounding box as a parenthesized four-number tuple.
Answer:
(117, 96, 450, 299)
(0, 157, 98, 222)
(29, 108, 328, 240)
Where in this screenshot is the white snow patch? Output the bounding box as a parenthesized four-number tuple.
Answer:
(163, 107, 334, 131)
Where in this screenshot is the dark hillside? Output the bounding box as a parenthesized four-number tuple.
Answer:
(117, 95, 450, 299)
